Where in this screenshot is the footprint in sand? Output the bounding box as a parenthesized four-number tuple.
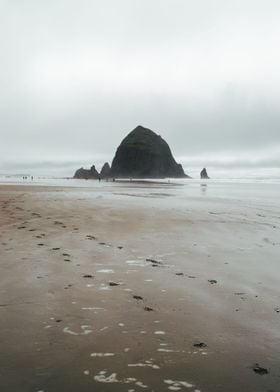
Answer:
(133, 295, 144, 301)
(86, 235, 97, 240)
(109, 282, 121, 286)
(144, 306, 155, 312)
(99, 242, 112, 247)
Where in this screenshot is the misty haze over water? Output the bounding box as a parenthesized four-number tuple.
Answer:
(0, 0, 280, 177)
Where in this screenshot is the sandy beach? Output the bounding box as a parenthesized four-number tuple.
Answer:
(0, 179, 280, 392)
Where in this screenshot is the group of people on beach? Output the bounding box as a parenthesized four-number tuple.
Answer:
(22, 176, 34, 180)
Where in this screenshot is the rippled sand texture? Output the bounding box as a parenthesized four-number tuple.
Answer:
(0, 181, 280, 392)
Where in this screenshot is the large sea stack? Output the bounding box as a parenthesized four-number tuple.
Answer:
(74, 165, 99, 179)
(110, 125, 189, 178)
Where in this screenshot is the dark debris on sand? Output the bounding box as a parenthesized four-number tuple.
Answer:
(144, 306, 155, 312)
(193, 342, 207, 348)
(208, 279, 217, 284)
(253, 364, 269, 375)
(146, 258, 162, 265)
(146, 258, 162, 268)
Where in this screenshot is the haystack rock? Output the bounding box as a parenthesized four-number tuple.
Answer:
(200, 168, 210, 179)
(100, 162, 111, 179)
(110, 125, 189, 178)
(74, 165, 99, 179)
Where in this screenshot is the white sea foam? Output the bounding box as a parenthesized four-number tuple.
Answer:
(94, 371, 149, 388)
(94, 372, 118, 383)
(135, 381, 148, 388)
(126, 260, 146, 267)
(164, 380, 194, 389)
(82, 307, 105, 311)
(99, 284, 111, 291)
(63, 325, 92, 336)
(128, 362, 160, 369)
(63, 327, 79, 336)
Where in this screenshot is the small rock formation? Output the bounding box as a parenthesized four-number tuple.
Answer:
(200, 168, 210, 179)
(74, 165, 99, 179)
(110, 125, 190, 178)
(100, 162, 111, 179)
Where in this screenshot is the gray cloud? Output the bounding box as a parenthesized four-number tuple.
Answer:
(1, 0, 280, 176)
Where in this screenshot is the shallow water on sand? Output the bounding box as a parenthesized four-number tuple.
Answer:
(0, 181, 279, 391)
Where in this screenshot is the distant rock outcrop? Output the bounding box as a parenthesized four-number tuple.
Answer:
(100, 162, 111, 179)
(74, 165, 99, 179)
(200, 168, 210, 179)
(110, 125, 189, 178)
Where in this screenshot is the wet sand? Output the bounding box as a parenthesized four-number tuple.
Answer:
(0, 182, 280, 392)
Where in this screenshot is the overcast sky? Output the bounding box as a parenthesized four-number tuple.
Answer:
(1, 0, 280, 175)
